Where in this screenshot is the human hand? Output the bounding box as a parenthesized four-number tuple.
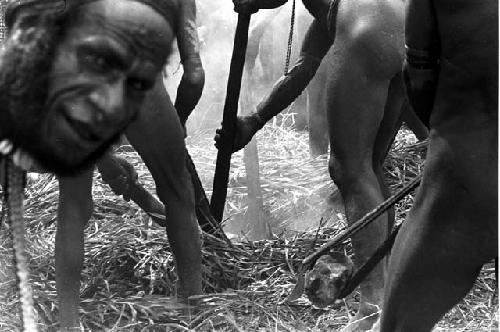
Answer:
(232, 0, 259, 14)
(214, 114, 266, 152)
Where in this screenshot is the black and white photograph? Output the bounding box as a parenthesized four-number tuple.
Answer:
(0, 0, 497, 330)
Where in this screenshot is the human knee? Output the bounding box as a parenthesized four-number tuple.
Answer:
(155, 169, 195, 212)
(182, 57, 205, 91)
(328, 157, 361, 191)
(328, 157, 343, 187)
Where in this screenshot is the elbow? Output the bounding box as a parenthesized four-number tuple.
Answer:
(182, 65, 205, 93)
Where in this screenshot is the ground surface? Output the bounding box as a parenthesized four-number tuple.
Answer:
(0, 124, 497, 331)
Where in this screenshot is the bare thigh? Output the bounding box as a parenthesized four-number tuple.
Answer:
(381, 126, 497, 331)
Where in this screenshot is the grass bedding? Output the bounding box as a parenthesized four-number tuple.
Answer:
(0, 122, 497, 331)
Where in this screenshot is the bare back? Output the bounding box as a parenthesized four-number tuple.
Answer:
(380, 2, 498, 330)
(433, 0, 498, 121)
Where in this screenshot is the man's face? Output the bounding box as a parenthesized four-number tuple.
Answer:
(2, 0, 174, 174)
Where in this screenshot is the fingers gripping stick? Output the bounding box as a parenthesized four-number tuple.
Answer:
(210, 13, 252, 223)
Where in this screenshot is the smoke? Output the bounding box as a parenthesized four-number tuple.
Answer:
(163, 0, 312, 134)
(162, 1, 335, 237)
(163, 0, 237, 133)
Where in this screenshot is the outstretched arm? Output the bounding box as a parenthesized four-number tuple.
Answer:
(215, 20, 332, 152)
(175, 0, 205, 125)
(402, 0, 440, 127)
(254, 19, 331, 125)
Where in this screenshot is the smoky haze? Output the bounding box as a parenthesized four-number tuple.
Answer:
(164, 0, 312, 135)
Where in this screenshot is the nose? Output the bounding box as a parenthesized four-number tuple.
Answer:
(88, 79, 126, 125)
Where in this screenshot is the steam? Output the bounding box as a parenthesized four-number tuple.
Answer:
(164, 0, 311, 134)
(164, 0, 237, 133)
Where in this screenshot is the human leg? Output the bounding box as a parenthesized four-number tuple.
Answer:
(56, 169, 94, 330)
(125, 77, 202, 298)
(324, 48, 391, 331)
(380, 129, 498, 331)
(371, 74, 408, 230)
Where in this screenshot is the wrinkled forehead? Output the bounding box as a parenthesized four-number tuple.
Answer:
(6, 0, 179, 29)
(71, 0, 175, 65)
(6, 0, 176, 65)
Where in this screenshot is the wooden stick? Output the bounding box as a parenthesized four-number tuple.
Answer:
(210, 13, 252, 223)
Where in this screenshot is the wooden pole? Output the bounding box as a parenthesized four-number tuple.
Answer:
(210, 14, 252, 223)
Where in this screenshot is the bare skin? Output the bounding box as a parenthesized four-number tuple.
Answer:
(57, 76, 201, 330)
(47, 2, 179, 330)
(244, 2, 427, 157)
(378, 0, 498, 331)
(94, 0, 205, 224)
(0, 0, 172, 173)
(219, 0, 417, 331)
(52, 1, 205, 330)
(2, 0, 202, 330)
(244, 4, 313, 131)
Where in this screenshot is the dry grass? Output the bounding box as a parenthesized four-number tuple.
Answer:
(0, 121, 497, 331)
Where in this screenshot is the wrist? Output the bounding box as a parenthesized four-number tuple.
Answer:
(250, 112, 267, 129)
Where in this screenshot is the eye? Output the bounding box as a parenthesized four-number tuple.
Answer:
(76, 40, 128, 75)
(81, 53, 111, 73)
(127, 77, 154, 92)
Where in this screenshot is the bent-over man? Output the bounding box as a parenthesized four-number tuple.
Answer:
(96, 0, 205, 225)
(1, 0, 203, 330)
(221, 1, 418, 330)
(378, 0, 498, 330)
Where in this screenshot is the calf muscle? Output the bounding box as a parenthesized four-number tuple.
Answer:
(125, 77, 202, 297)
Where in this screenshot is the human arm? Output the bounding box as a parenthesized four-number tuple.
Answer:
(215, 20, 332, 152)
(402, 0, 440, 127)
(175, 0, 205, 126)
(252, 20, 330, 126)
